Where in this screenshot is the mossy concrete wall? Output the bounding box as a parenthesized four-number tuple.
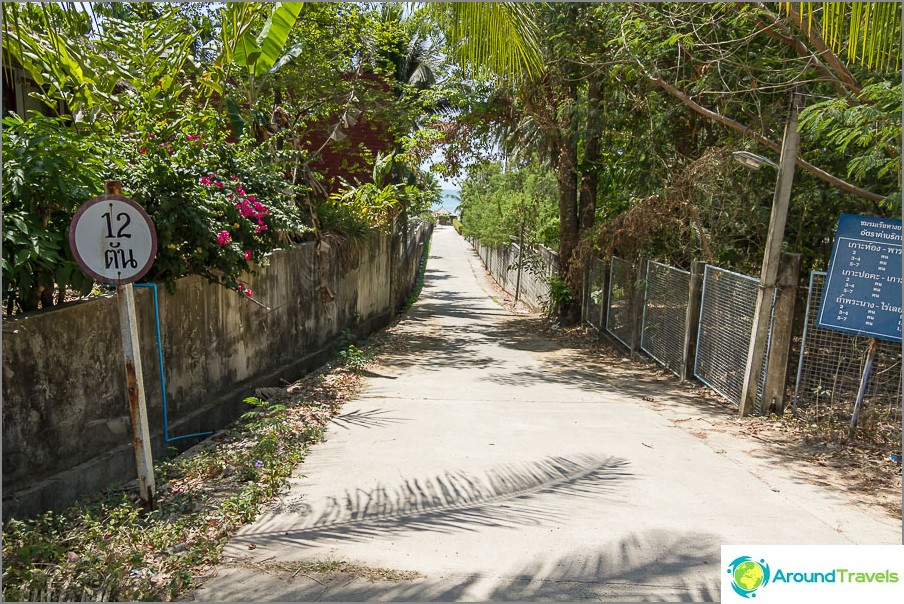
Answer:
(2, 222, 431, 518)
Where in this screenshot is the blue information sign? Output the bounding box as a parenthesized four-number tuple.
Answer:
(817, 213, 902, 342)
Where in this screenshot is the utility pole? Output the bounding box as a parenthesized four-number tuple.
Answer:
(738, 91, 802, 416)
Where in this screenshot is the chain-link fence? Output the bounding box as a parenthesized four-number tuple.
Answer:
(519, 244, 559, 309)
(793, 272, 902, 436)
(641, 261, 690, 377)
(469, 239, 557, 311)
(585, 256, 607, 331)
(606, 256, 636, 348)
(694, 265, 771, 410)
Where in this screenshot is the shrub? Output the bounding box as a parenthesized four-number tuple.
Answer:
(1, 114, 105, 312)
(543, 275, 574, 317)
(106, 122, 310, 292)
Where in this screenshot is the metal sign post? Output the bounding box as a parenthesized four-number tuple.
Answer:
(69, 180, 158, 508)
(850, 338, 879, 432)
(816, 213, 902, 435)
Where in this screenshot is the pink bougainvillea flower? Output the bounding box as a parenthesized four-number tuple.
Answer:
(139, 148, 146, 154)
(244, 250, 252, 261)
(246, 195, 256, 202)
(217, 230, 231, 246)
(245, 288, 253, 297)
(215, 181, 224, 189)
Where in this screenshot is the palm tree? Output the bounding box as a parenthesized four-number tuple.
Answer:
(785, 2, 901, 73)
(424, 2, 543, 81)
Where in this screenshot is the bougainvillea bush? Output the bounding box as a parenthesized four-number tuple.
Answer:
(105, 117, 310, 294)
(2, 112, 311, 313)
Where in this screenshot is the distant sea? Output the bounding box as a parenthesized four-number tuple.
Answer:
(435, 188, 460, 214)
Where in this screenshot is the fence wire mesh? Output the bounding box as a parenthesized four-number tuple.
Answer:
(606, 256, 635, 347)
(641, 261, 690, 377)
(694, 265, 771, 409)
(793, 272, 902, 442)
(468, 239, 557, 311)
(585, 257, 607, 331)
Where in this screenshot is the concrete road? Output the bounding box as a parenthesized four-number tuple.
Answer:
(193, 225, 900, 602)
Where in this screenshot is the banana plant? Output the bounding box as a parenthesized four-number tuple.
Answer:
(213, 2, 305, 139)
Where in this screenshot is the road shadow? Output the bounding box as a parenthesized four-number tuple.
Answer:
(330, 408, 409, 430)
(229, 454, 632, 547)
(195, 528, 720, 601)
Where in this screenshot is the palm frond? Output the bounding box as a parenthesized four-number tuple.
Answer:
(426, 1, 543, 81)
(782, 2, 901, 72)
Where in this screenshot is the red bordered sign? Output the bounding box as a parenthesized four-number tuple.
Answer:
(69, 194, 157, 285)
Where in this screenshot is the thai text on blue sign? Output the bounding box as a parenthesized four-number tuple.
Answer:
(817, 213, 902, 342)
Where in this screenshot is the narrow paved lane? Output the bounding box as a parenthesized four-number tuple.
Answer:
(194, 225, 899, 602)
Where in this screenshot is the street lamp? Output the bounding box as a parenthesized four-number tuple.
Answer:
(732, 150, 778, 170)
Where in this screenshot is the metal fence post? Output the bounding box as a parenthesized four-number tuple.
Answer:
(681, 260, 706, 382)
(761, 252, 802, 415)
(598, 259, 610, 342)
(630, 257, 647, 358)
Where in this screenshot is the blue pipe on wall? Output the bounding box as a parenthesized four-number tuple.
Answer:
(133, 283, 213, 443)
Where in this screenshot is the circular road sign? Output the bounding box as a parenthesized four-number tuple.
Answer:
(69, 194, 157, 285)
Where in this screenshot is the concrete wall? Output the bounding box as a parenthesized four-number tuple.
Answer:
(2, 222, 431, 519)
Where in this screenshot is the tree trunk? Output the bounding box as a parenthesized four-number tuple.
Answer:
(556, 135, 581, 323)
(578, 78, 603, 233)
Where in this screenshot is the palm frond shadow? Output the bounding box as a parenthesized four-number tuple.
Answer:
(329, 408, 408, 430)
(206, 528, 721, 601)
(242, 454, 632, 546)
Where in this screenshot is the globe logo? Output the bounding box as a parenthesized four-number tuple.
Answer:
(727, 556, 771, 598)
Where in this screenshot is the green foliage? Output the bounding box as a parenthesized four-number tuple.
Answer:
(106, 121, 309, 291)
(328, 153, 440, 233)
(1, 114, 104, 311)
(784, 2, 902, 72)
(426, 2, 543, 80)
(337, 344, 372, 371)
(543, 275, 574, 318)
(452, 218, 463, 234)
(459, 161, 559, 248)
(799, 80, 902, 212)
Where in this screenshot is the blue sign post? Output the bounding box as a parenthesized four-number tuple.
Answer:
(816, 213, 902, 432)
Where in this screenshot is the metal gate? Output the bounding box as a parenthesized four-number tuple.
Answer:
(641, 260, 690, 377)
(694, 265, 771, 409)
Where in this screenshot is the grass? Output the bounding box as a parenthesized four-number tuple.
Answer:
(1, 356, 372, 602)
